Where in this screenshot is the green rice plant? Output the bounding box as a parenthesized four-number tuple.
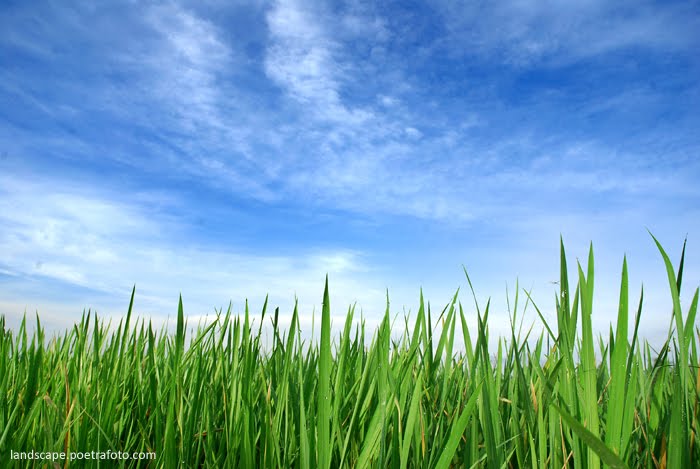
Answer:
(0, 234, 698, 468)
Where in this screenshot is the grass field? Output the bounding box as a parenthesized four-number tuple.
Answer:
(1, 236, 698, 468)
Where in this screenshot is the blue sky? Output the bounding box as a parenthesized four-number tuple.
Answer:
(1, 0, 699, 343)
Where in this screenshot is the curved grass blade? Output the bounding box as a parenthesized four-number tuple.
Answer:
(552, 403, 628, 469)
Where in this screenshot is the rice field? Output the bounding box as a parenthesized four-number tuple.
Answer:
(1, 235, 698, 468)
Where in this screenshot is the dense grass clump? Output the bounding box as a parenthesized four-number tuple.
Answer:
(1, 236, 699, 468)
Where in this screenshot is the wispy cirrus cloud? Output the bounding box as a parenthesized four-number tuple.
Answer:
(1, 1, 278, 199)
(264, 0, 384, 124)
(3, 0, 695, 226)
(431, 0, 700, 65)
(0, 172, 391, 331)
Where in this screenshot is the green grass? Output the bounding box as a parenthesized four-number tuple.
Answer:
(1, 236, 699, 468)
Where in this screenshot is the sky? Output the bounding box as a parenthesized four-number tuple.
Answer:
(1, 0, 699, 345)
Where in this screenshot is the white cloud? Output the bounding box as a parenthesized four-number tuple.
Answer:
(378, 94, 399, 107)
(139, 3, 232, 121)
(0, 173, 393, 331)
(264, 0, 373, 124)
(404, 127, 422, 139)
(46, 2, 280, 201)
(432, 0, 699, 65)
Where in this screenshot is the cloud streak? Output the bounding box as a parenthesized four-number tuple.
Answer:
(432, 0, 700, 65)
